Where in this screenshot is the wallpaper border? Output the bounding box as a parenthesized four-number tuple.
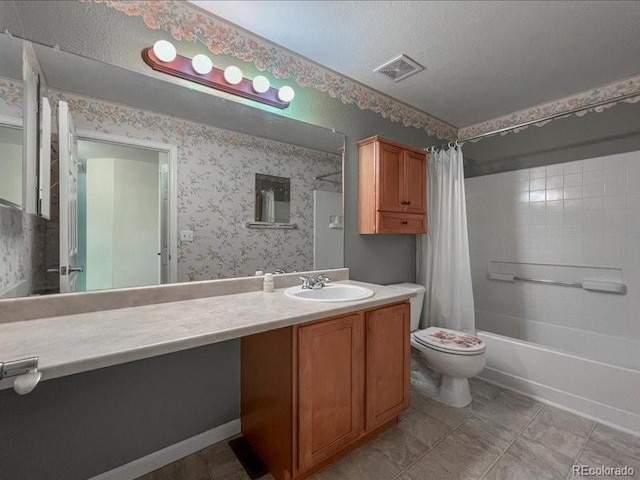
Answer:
(88, 0, 457, 140)
(459, 74, 640, 140)
(87, 0, 640, 143)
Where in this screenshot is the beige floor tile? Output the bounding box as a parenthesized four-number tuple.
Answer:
(310, 462, 344, 480)
(200, 442, 249, 479)
(468, 378, 502, 406)
(456, 415, 517, 452)
(510, 435, 578, 477)
(406, 384, 433, 415)
(415, 398, 474, 429)
(369, 421, 429, 470)
(531, 405, 594, 438)
(140, 454, 211, 480)
(475, 391, 542, 432)
(403, 426, 503, 480)
(520, 408, 589, 463)
(577, 438, 640, 477)
(483, 440, 565, 480)
(398, 409, 453, 451)
(590, 424, 640, 460)
(322, 441, 402, 480)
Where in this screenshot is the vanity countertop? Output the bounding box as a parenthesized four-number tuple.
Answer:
(0, 281, 414, 390)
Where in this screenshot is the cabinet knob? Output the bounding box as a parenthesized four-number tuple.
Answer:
(400, 220, 408, 225)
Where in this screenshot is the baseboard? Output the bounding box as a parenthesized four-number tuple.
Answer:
(478, 368, 640, 438)
(90, 419, 241, 480)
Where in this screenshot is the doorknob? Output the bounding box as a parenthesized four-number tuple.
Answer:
(58, 266, 84, 275)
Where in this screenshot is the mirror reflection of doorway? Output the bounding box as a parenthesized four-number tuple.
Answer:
(76, 138, 173, 291)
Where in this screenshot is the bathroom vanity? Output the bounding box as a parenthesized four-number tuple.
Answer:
(242, 302, 410, 480)
(0, 269, 413, 478)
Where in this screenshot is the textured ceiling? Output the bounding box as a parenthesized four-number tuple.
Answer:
(192, 0, 640, 127)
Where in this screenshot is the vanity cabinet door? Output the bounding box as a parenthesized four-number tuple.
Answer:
(365, 303, 411, 431)
(297, 313, 365, 471)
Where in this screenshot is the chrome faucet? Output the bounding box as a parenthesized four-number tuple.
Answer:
(300, 273, 332, 290)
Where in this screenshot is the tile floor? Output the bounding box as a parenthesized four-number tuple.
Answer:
(138, 379, 640, 480)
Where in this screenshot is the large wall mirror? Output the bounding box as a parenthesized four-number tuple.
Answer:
(0, 32, 344, 299)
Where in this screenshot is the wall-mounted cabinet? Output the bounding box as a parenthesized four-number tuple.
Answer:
(358, 135, 427, 234)
(241, 302, 410, 480)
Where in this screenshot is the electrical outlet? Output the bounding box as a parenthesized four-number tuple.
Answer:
(180, 230, 194, 242)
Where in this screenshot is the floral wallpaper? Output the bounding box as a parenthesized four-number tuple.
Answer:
(0, 77, 46, 297)
(460, 74, 640, 141)
(89, 0, 458, 140)
(49, 90, 342, 282)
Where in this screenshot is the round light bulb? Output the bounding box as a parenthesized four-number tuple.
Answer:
(224, 66, 243, 85)
(191, 54, 213, 75)
(277, 85, 295, 103)
(252, 75, 270, 94)
(152, 40, 177, 63)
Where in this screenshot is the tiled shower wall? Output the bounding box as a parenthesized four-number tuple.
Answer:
(465, 151, 640, 369)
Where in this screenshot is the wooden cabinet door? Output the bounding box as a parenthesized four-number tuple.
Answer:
(403, 150, 427, 214)
(377, 142, 403, 212)
(297, 314, 365, 471)
(365, 303, 410, 431)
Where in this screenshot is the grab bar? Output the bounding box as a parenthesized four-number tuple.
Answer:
(488, 273, 626, 294)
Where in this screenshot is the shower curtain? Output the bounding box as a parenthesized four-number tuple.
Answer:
(417, 146, 475, 332)
(261, 189, 275, 223)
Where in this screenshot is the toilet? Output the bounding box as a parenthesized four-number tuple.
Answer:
(392, 283, 486, 408)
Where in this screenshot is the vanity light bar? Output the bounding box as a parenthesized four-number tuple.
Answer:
(142, 41, 294, 109)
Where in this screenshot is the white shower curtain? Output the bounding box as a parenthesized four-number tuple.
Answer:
(261, 189, 275, 223)
(417, 146, 475, 332)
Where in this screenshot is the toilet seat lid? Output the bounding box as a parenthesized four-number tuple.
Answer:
(413, 327, 485, 354)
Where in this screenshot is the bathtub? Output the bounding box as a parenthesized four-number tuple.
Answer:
(477, 330, 640, 436)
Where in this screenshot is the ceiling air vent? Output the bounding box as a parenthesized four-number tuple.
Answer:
(374, 54, 424, 82)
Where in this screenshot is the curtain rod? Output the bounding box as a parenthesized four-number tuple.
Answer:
(425, 90, 640, 152)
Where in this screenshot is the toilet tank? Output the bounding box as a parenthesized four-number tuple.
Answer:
(391, 283, 426, 331)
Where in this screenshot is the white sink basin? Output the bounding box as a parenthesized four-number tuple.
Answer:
(284, 284, 375, 302)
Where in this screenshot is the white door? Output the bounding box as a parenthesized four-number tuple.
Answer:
(58, 101, 82, 293)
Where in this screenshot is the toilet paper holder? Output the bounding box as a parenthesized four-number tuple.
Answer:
(0, 356, 41, 395)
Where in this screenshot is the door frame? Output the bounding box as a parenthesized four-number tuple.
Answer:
(75, 129, 178, 284)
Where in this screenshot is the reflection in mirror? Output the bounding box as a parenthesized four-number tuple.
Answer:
(255, 174, 291, 224)
(0, 36, 344, 298)
(76, 138, 172, 292)
(0, 121, 23, 208)
(0, 34, 24, 210)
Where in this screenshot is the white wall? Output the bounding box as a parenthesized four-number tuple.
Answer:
(465, 150, 640, 369)
(85, 157, 159, 290)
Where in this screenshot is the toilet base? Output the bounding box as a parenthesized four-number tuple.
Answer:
(438, 375, 472, 408)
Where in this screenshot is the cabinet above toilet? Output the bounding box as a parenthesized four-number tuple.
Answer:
(358, 135, 428, 234)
